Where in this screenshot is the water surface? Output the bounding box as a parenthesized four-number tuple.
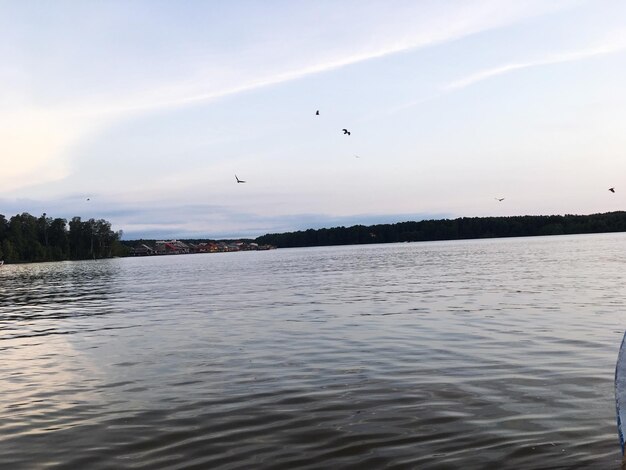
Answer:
(2, 233, 626, 469)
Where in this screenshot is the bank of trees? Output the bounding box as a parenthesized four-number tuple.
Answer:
(0, 213, 124, 264)
(255, 212, 626, 248)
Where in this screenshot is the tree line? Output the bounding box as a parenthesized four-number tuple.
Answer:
(0, 212, 125, 263)
(254, 212, 626, 248)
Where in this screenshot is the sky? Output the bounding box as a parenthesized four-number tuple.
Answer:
(2, 0, 626, 239)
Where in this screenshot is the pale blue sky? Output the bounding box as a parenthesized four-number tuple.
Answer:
(2, 0, 626, 239)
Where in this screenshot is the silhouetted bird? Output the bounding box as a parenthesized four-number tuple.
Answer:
(609, 187, 616, 193)
(315, 110, 319, 115)
(86, 198, 90, 201)
(495, 197, 505, 202)
(342, 129, 351, 135)
(235, 175, 246, 183)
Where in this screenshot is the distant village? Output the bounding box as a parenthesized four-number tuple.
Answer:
(128, 239, 275, 256)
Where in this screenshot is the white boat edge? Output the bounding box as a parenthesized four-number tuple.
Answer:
(616, 330, 626, 457)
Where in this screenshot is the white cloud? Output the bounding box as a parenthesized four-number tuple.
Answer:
(1, 0, 594, 233)
(0, 110, 100, 191)
(82, 0, 575, 115)
(444, 35, 626, 91)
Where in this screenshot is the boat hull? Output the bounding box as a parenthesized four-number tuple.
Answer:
(616, 331, 626, 454)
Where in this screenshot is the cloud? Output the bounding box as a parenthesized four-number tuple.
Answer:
(444, 35, 626, 91)
(6, 1, 575, 120)
(0, 195, 447, 239)
(118, 210, 451, 240)
(84, 0, 574, 116)
(0, 110, 95, 191)
(1, 0, 577, 194)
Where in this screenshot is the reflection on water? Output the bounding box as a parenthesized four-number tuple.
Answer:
(2, 234, 626, 469)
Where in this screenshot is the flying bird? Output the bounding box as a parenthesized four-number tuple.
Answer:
(315, 110, 319, 115)
(342, 129, 351, 135)
(235, 175, 246, 183)
(495, 197, 505, 202)
(86, 198, 90, 201)
(609, 187, 615, 193)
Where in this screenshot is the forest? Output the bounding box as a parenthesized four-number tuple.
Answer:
(254, 212, 626, 248)
(4, 211, 626, 263)
(0, 212, 125, 264)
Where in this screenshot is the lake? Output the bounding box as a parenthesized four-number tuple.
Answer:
(1, 233, 626, 469)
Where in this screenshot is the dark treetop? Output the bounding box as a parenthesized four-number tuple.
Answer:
(254, 211, 626, 248)
(0, 212, 124, 264)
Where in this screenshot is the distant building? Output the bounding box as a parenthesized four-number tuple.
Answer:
(129, 244, 155, 256)
(127, 239, 274, 257)
(155, 240, 190, 255)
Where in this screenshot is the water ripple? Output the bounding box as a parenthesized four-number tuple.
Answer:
(1, 234, 626, 468)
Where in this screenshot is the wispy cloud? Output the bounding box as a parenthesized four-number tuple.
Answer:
(0, 194, 447, 239)
(8, 0, 619, 236)
(118, 210, 451, 240)
(3, 1, 572, 193)
(68, 0, 574, 117)
(444, 36, 626, 91)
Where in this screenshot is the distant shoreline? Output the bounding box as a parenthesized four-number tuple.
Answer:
(4, 211, 626, 265)
(253, 211, 626, 249)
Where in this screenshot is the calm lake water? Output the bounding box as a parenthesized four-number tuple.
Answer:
(2, 234, 626, 469)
